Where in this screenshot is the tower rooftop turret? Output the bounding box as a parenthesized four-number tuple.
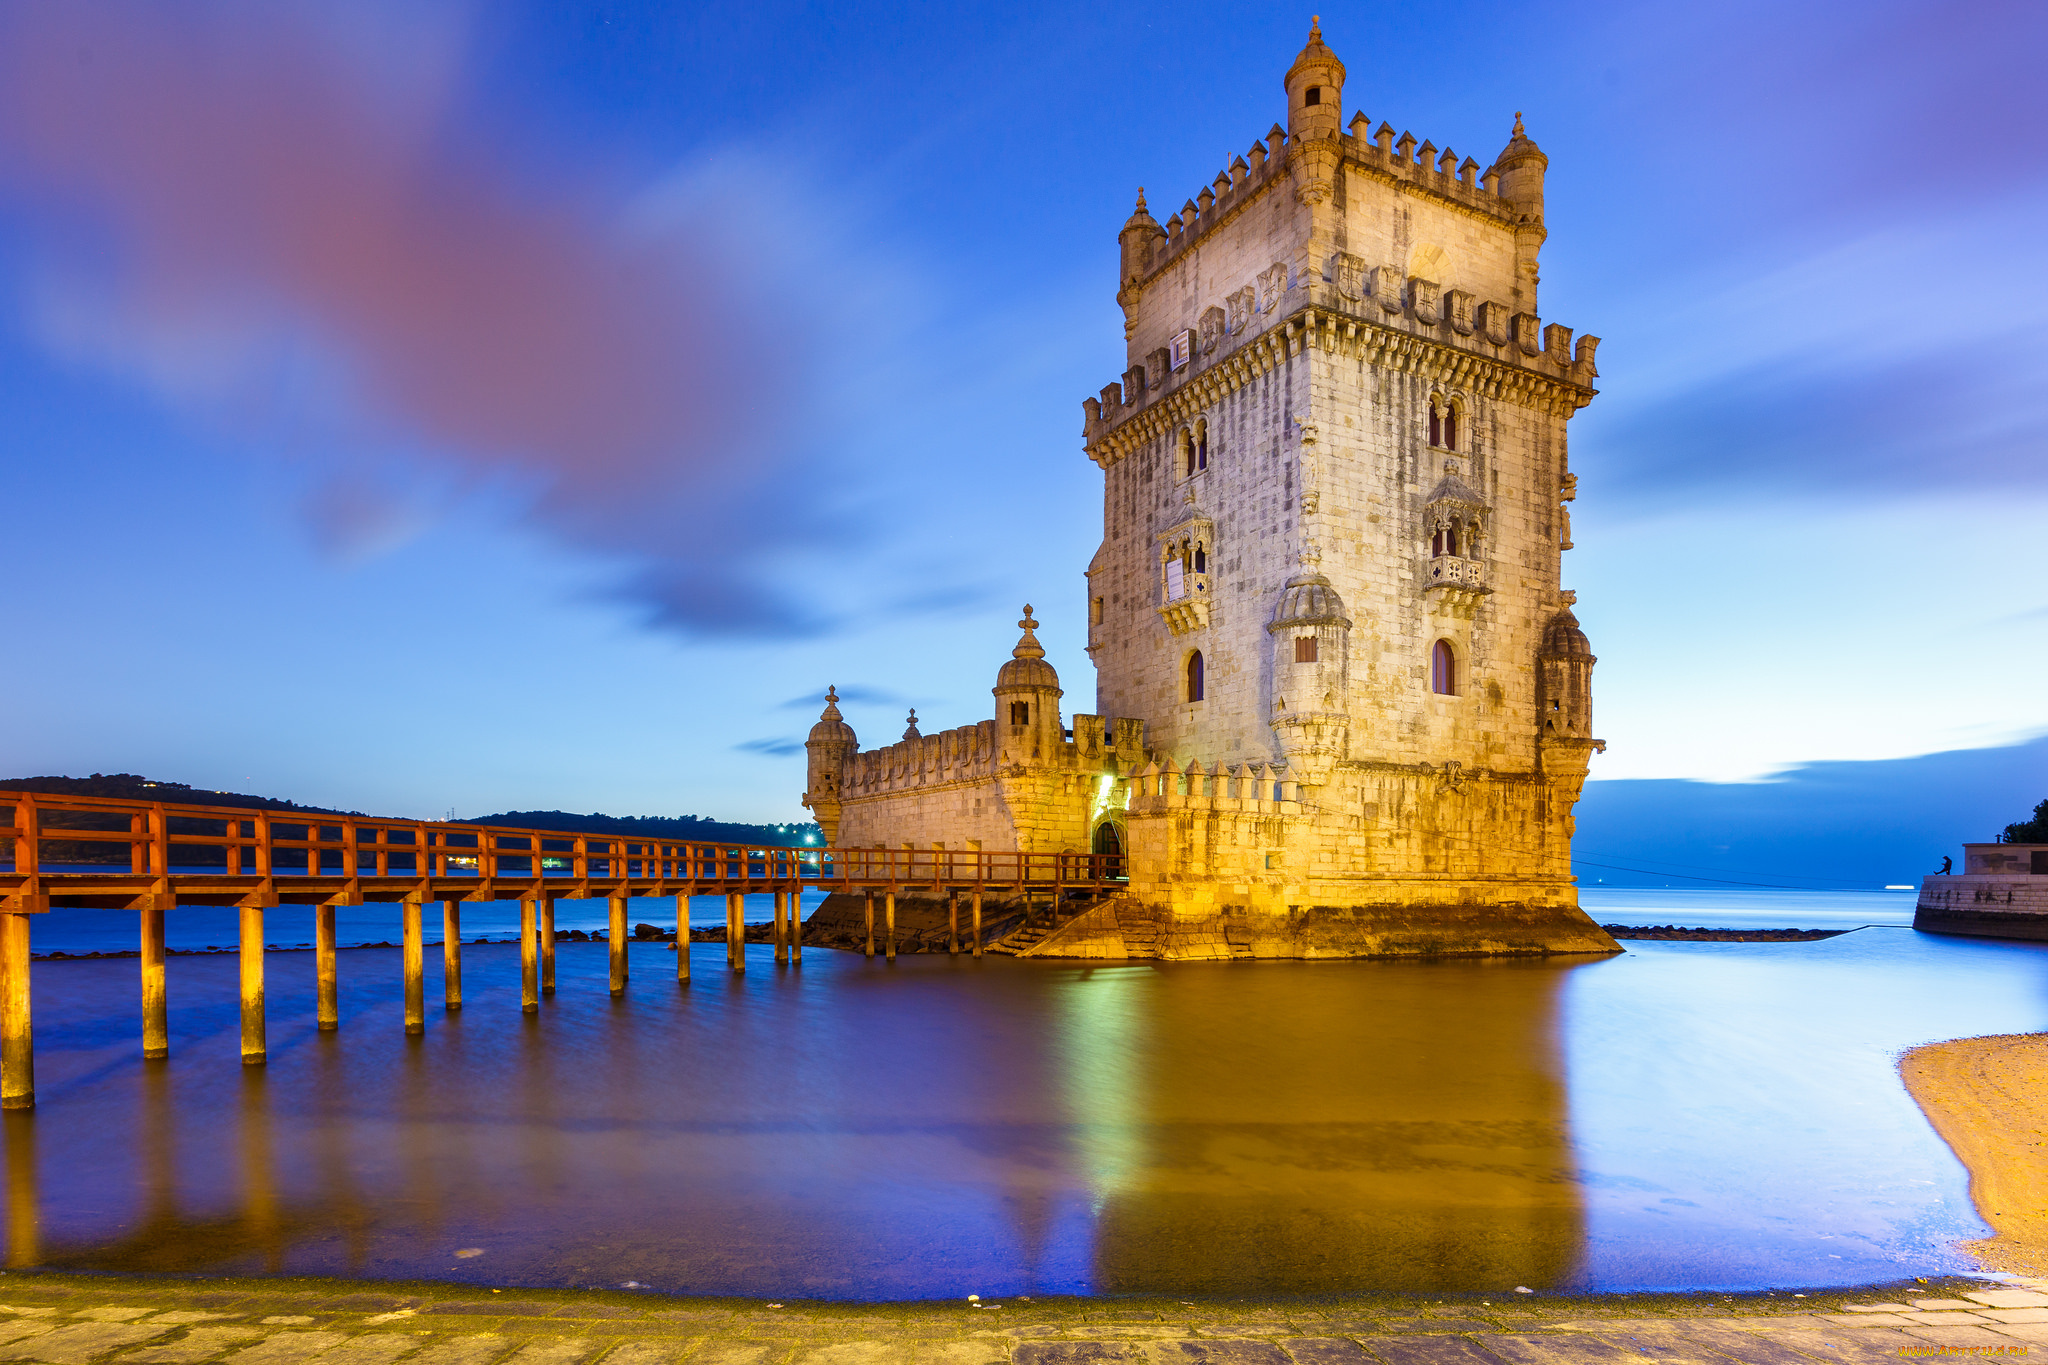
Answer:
(995, 605, 1060, 692)
(807, 686, 857, 745)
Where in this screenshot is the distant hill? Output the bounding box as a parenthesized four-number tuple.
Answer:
(0, 775, 819, 848)
(0, 772, 359, 815)
(462, 810, 821, 847)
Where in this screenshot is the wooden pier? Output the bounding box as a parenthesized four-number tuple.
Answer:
(0, 790, 1125, 1109)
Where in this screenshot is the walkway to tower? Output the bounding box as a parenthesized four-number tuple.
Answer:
(0, 789, 1125, 1109)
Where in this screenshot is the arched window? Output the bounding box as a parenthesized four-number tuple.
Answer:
(1294, 635, 1318, 663)
(1186, 650, 1205, 703)
(1444, 403, 1460, 451)
(1428, 402, 1443, 448)
(1430, 640, 1457, 696)
(1195, 420, 1208, 472)
(1192, 544, 1207, 574)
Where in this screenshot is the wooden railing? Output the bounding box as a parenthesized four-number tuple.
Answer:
(0, 790, 1126, 1111)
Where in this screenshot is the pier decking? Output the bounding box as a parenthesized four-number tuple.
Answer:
(0, 790, 1124, 1108)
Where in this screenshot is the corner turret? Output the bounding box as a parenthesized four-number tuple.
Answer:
(1284, 17, 1346, 145)
(992, 605, 1064, 765)
(1490, 112, 1548, 309)
(802, 686, 858, 847)
(1118, 189, 1165, 291)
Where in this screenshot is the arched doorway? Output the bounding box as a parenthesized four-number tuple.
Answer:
(1092, 821, 1125, 878)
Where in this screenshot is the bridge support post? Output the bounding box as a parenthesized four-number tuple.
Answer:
(948, 890, 959, 956)
(141, 903, 168, 1057)
(675, 892, 691, 983)
(442, 900, 462, 1011)
(401, 898, 424, 1035)
(725, 893, 744, 972)
(0, 913, 32, 1109)
(315, 905, 337, 1030)
(519, 898, 538, 1013)
(885, 891, 897, 962)
(863, 892, 874, 959)
(541, 898, 556, 997)
(772, 891, 788, 964)
(790, 889, 802, 963)
(238, 904, 265, 1065)
(609, 893, 628, 994)
(972, 892, 983, 959)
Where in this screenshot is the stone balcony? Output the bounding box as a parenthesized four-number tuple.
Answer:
(1158, 572, 1212, 635)
(1423, 554, 1490, 616)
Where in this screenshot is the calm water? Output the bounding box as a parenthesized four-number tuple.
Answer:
(1, 891, 2041, 1298)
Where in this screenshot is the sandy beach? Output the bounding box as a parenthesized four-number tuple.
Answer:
(1901, 1032, 2048, 1276)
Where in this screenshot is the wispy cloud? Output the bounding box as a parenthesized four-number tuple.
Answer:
(733, 738, 803, 757)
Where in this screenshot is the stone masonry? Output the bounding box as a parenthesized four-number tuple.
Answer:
(803, 23, 1616, 962)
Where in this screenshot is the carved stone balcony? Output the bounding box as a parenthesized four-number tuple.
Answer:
(1423, 554, 1490, 617)
(1158, 573, 1212, 635)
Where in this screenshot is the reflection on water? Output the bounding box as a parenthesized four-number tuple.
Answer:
(0, 902, 2044, 1297)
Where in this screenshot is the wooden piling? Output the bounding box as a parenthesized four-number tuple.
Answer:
(0, 914, 32, 1109)
(315, 904, 337, 1030)
(442, 900, 462, 1010)
(790, 889, 802, 962)
(238, 904, 265, 1065)
(520, 898, 538, 1013)
(675, 892, 691, 983)
(541, 898, 557, 997)
(864, 891, 875, 958)
(726, 892, 744, 972)
(609, 893, 628, 993)
(141, 902, 168, 1058)
(401, 898, 424, 1035)
(885, 891, 897, 962)
(972, 891, 983, 958)
(948, 890, 959, 956)
(773, 891, 788, 964)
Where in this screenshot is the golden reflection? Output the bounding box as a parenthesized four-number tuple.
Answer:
(1077, 958, 1586, 1294)
(241, 1069, 281, 1271)
(4, 1110, 37, 1267)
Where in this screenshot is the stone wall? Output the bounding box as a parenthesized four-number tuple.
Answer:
(1916, 874, 2048, 943)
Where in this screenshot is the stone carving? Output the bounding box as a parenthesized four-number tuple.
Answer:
(1198, 305, 1226, 355)
(1226, 286, 1255, 335)
(1446, 289, 1475, 335)
(1411, 278, 1442, 325)
(1333, 253, 1366, 300)
(1257, 263, 1288, 313)
(1372, 265, 1406, 313)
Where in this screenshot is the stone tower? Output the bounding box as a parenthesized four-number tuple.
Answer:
(800, 22, 1615, 960)
(1072, 19, 1615, 957)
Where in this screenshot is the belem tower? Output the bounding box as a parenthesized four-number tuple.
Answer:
(802, 22, 1618, 960)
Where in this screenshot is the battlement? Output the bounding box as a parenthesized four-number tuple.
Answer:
(1125, 757, 1304, 817)
(842, 713, 1143, 799)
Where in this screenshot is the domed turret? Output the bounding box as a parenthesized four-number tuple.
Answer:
(1118, 188, 1166, 292)
(1284, 17, 1346, 145)
(1269, 572, 1352, 631)
(1490, 111, 1548, 219)
(1267, 570, 1354, 787)
(992, 605, 1063, 763)
(1538, 609, 1596, 742)
(1541, 609, 1594, 660)
(802, 686, 858, 846)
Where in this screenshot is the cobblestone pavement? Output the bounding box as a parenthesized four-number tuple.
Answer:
(0, 1275, 2042, 1365)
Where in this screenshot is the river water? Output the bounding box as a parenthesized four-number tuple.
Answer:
(1, 890, 2040, 1298)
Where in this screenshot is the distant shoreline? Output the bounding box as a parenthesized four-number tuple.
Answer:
(1900, 1033, 2048, 1277)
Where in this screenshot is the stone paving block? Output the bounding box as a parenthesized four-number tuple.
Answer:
(1978, 1311, 2048, 1324)
(1379, 1326, 1496, 1338)
(1473, 1334, 1639, 1365)
(1755, 1329, 1904, 1365)
(1898, 1327, 2022, 1346)
(1012, 1346, 1138, 1364)
(1275, 1341, 1375, 1364)
(912, 1344, 1008, 1365)
(1358, 1337, 1507, 1365)
(1909, 1303, 1980, 1313)
(1905, 1314, 1990, 1326)
(405, 1335, 513, 1365)
(1837, 1308, 1912, 1315)
(152, 1315, 241, 1327)
(1817, 1317, 1914, 1328)
(0, 1311, 58, 1321)
(315, 1300, 420, 1315)
(688, 1347, 785, 1365)
(326, 1335, 432, 1365)
(499, 1338, 595, 1365)
(1650, 1326, 1842, 1365)
(1985, 1325, 2048, 1343)
(1145, 1344, 1291, 1363)
(1965, 1294, 2048, 1310)
(4, 1322, 175, 1364)
(0, 1326, 55, 1349)
(263, 1321, 319, 1328)
(127, 1326, 276, 1364)
(551, 1311, 645, 1323)
(69, 1308, 154, 1324)
(223, 1333, 352, 1365)
(596, 1344, 685, 1365)
(427, 1308, 558, 1320)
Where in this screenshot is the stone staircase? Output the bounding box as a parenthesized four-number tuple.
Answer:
(987, 894, 1108, 955)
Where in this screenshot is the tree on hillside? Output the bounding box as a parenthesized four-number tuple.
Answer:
(2003, 799, 2048, 843)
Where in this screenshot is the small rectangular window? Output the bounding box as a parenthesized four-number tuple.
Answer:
(1169, 329, 1193, 370)
(1091, 596, 1105, 625)
(1295, 636, 1318, 663)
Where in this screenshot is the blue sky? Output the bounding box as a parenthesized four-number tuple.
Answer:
(0, 0, 2042, 826)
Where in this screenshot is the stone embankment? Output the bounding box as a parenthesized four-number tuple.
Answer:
(1599, 925, 1849, 942)
(1902, 1033, 2048, 1277)
(798, 892, 1028, 954)
(0, 1274, 2044, 1365)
